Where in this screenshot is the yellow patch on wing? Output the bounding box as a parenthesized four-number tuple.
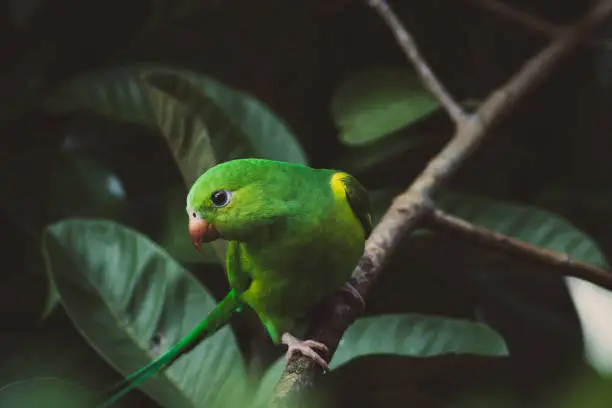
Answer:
(330, 172, 349, 200)
(330, 171, 373, 238)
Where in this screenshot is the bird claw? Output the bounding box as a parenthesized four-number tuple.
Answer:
(281, 333, 329, 370)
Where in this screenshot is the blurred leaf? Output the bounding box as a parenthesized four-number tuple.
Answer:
(0, 311, 137, 408)
(0, 146, 130, 320)
(42, 219, 247, 408)
(142, 70, 253, 186)
(256, 314, 507, 404)
(0, 378, 92, 408)
(49, 152, 127, 220)
(565, 277, 612, 378)
(331, 67, 439, 146)
(435, 190, 610, 376)
(436, 190, 607, 267)
(0, 150, 127, 322)
(43, 64, 308, 172)
(332, 314, 508, 367)
(44, 66, 307, 264)
(141, 69, 250, 262)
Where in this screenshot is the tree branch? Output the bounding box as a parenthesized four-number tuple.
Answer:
(469, 0, 612, 50)
(424, 208, 612, 290)
(269, 1, 612, 406)
(368, 0, 468, 125)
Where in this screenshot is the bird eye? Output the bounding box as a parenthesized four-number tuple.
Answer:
(210, 190, 231, 207)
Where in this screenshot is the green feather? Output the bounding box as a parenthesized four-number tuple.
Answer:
(97, 289, 241, 407)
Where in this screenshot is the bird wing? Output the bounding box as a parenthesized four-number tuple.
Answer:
(226, 241, 253, 293)
(335, 172, 373, 238)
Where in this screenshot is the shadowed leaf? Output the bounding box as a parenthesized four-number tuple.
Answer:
(331, 67, 439, 146)
(43, 64, 308, 177)
(141, 70, 253, 186)
(256, 313, 507, 404)
(437, 191, 607, 266)
(42, 219, 247, 408)
(0, 310, 142, 408)
(436, 190, 610, 376)
(44, 65, 308, 263)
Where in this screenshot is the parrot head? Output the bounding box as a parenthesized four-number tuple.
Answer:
(185, 159, 295, 251)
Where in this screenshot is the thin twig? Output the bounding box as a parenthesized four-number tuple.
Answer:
(425, 209, 612, 290)
(368, 0, 468, 125)
(269, 1, 612, 406)
(470, 0, 612, 50)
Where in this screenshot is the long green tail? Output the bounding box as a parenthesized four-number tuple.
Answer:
(97, 289, 242, 407)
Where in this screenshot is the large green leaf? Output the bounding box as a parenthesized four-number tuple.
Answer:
(0, 310, 139, 408)
(142, 69, 254, 186)
(331, 314, 507, 367)
(353, 188, 612, 380)
(48, 151, 129, 318)
(44, 66, 307, 264)
(42, 219, 247, 408)
(331, 67, 440, 146)
(141, 69, 249, 261)
(369, 188, 607, 269)
(435, 190, 611, 376)
(255, 314, 507, 405)
(43, 64, 308, 173)
(0, 147, 129, 322)
(437, 190, 607, 266)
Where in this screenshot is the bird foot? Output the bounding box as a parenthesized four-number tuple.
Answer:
(281, 332, 329, 370)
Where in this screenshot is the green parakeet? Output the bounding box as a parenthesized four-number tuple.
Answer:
(99, 158, 371, 406)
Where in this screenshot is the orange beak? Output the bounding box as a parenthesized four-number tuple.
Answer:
(188, 219, 219, 252)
